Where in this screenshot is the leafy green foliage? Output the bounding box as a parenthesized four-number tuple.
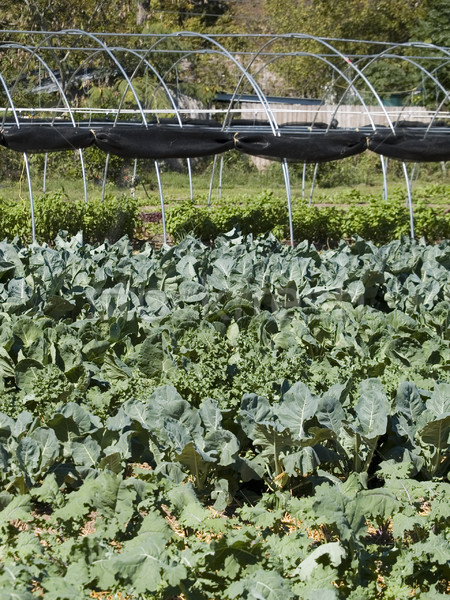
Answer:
(167, 190, 450, 245)
(0, 232, 448, 598)
(0, 192, 140, 245)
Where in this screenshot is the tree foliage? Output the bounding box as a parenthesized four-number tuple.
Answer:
(1, 0, 448, 104)
(227, 0, 450, 100)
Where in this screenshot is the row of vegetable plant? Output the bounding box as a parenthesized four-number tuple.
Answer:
(1, 185, 450, 246)
(166, 191, 450, 245)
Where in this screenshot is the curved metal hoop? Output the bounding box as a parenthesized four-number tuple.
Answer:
(1, 30, 449, 245)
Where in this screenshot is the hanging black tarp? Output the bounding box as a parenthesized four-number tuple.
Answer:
(368, 129, 450, 162)
(1, 125, 95, 152)
(92, 125, 234, 159)
(2, 122, 450, 164)
(234, 130, 367, 163)
(280, 119, 339, 129)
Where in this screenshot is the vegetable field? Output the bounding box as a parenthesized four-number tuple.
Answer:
(0, 231, 449, 599)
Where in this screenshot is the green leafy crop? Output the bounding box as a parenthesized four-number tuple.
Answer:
(0, 232, 448, 598)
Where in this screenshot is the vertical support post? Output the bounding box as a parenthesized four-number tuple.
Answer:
(154, 160, 167, 245)
(208, 154, 218, 207)
(218, 155, 225, 200)
(24, 153, 36, 244)
(282, 159, 294, 246)
(187, 158, 193, 201)
(43, 153, 48, 193)
(402, 162, 415, 239)
(309, 163, 319, 205)
(102, 154, 110, 203)
(131, 158, 138, 198)
(302, 162, 306, 200)
(381, 156, 388, 200)
(80, 149, 88, 204)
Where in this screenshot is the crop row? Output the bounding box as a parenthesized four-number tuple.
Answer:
(0, 232, 448, 598)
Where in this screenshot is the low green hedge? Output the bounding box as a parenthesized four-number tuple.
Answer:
(166, 191, 450, 246)
(0, 192, 140, 245)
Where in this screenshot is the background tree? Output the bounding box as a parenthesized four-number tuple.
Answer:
(248, 0, 430, 98)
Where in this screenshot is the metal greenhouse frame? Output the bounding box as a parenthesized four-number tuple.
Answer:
(0, 30, 449, 244)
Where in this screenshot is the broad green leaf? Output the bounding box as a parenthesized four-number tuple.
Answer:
(115, 518, 175, 593)
(199, 397, 223, 431)
(227, 569, 294, 600)
(295, 542, 346, 580)
(395, 381, 426, 421)
(175, 441, 215, 488)
(211, 478, 231, 511)
(14, 530, 43, 560)
(240, 394, 279, 438)
(31, 473, 64, 508)
(0, 347, 15, 379)
(12, 318, 42, 348)
(411, 532, 450, 566)
(316, 393, 346, 434)
(312, 483, 367, 543)
(277, 382, 318, 439)
(0, 494, 31, 525)
(70, 437, 102, 468)
(42, 577, 85, 600)
(356, 489, 398, 522)
(346, 280, 365, 305)
(354, 379, 389, 439)
(51, 479, 96, 524)
(204, 429, 240, 466)
(146, 386, 202, 441)
(98, 451, 123, 474)
(0, 412, 14, 438)
(0, 590, 35, 600)
(48, 403, 101, 442)
(43, 295, 76, 319)
(283, 447, 323, 477)
(27, 427, 60, 476)
(14, 360, 44, 393)
(392, 512, 421, 539)
(419, 415, 450, 476)
(427, 383, 450, 418)
(16, 437, 40, 475)
(0, 442, 9, 471)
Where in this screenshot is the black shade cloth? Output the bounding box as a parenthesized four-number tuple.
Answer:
(368, 130, 450, 162)
(234, 130, 367, 163)
(93, 125, 234, 158)
(1, 125, 95, 153)
(2, 122, 450, 163)
(280, 119, 338, 129)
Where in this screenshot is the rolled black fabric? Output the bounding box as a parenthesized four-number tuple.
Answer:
(368, 129, 450, 162)
(93, 125, 234, 158)
(280, 119, 338, 129)
(1, 125, 95, 152)
(234, 130, 367, 163)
